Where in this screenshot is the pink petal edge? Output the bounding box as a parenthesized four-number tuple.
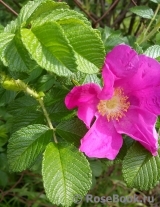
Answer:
(65, 83, 101, 128)
(79, 116, 123, 160)
(114, 106, 158, 156)
(105, 44, 139, 78)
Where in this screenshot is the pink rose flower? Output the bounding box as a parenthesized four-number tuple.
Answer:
(65, 44, 160, 160)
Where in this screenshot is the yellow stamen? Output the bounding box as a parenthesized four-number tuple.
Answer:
(97, 88, 130, 121)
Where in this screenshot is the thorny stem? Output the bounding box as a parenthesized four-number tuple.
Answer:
(0, 0, 18, 16)
(0, 74, 58, 143)
(24, 85, 58, 143)
(38, 98, 58, 143)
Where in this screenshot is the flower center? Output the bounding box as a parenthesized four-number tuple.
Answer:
(97, 87, 130, 121)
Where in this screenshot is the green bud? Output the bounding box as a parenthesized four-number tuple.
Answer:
(2, 78, 23, 91)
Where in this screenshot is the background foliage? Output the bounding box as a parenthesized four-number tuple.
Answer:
(1, 0, 160, 207)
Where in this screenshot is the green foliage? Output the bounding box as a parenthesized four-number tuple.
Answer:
(122, 142, 160, 190)
(56, 118, 87, 146)
(144, 45, 160, 58)
(42, 142, 92, 207)
(130, 6, 154, 19)
(7, 124, 53, 172)
(0, 1, 104, 206)
(0, 0, 160, 206)
(0, 0, 105, 77)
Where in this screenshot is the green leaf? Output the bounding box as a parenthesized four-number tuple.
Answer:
(4, 0, 68, 33)
(25, 66, 43, 83)
(130, 6, 154, 19)
(82, 74, 101, 85)
(4, 19, 19, 33)
(7, 111, 45, 134)
(0, 170, 8, 187)
(7, 95, 45, 133)
(115, 136, 135, 163)
(104, 34, 128, 52)
(19, 0, 68, 25)
(144, 45, 160, 58)
(122, 142, 160, 190)
(1, 31, 37, 72)
(21, 21, 76, 76)
(42, 142, 92, 207)
(90, 160, 103, 177)
(32, 8, 90, 27)
(150, 0, 160, 3)
(0, 125, 8, 147)
(7, 124, 53, 172)
(0, 32, 14, 55)
(44, 87, 69, 105)
(0, 86, 16, 107)
(48, 101, 75, 122)
(36, 75, 55, 91)
(7, 95, 38, 115)
(59, 18, 105, 73)
(56, 118, 87, 146)
(0, 153, 8, 171)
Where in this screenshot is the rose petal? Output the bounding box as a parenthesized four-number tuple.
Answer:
(65, 83, 101, 127)
(128, 86, 160, 115)
(114, 106, 158, 156)
(79, 116, 123, 160)
(98, 63, 114, 100)
(106, 44, 139, 78)
(115, 54, 160, 94)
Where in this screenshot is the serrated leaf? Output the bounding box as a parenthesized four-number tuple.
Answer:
(21, 21, 76, 76)
(36, 75, 55, 91)
(144, 45, 160, 58)
(48, 101, 75, 122)
(4, 19, 19, 34)
(104, 34, 129, 52)
(1, 31, 37, 72)
(4, 0, 68, 34)
(0, 87, 16, 107)
(33, 14, 105, 74)
(82, 74, 101, 85)
(44, 87, 69, 105)
(32, 8, 90, 27)
(7, 124, 53, 172)
(122, 142, 160, 190)
(42, 142, 92, 207)
(7, 95, 38, 115)
(25, 66, 43, 83)
(59, 19, 105, 74)
(0, 33, 14, 55)
(130, 6, 154, 19)
(7, 111, 45, 134)
(56, 118, 87, 146)
(19, 0, 68, 25)
(6, 95, 45, 133)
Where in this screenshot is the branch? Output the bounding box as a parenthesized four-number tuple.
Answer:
(94, 0, 119, 25)
(0, 0, 18, 16)
(73, 0, 97, 24)
(0, 172, 24, 202)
